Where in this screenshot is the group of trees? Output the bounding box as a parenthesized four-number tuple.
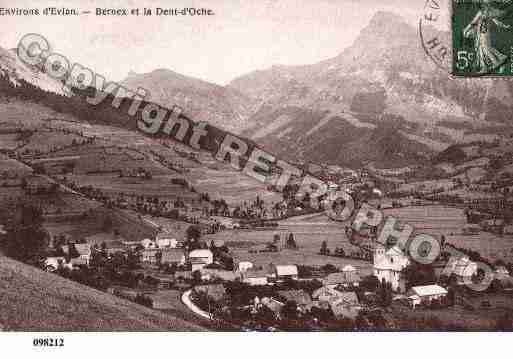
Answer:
(1, 204, 49, 266)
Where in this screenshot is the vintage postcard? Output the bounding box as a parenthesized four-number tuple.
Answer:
(0, 1, 513, 352)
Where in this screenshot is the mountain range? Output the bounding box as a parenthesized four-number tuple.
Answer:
(2, 11, 513, 168)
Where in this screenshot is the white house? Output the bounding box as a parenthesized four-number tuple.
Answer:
(189, 249, 214, 271)
(242, 269, 269, 286)
(373, 245, 409, 292)
(141, 238, 156, 249)
(407, 284, 448, 309)
(238, 261, 254, 273)
(274, 265, 299, 281)
(444, 256, 478, 284)
(44, 256, 71, 271)
(155, 232, 178, 248)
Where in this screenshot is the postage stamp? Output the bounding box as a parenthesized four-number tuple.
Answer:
(452, 0, 513, 76)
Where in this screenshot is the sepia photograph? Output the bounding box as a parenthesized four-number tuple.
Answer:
(1, 1, 513, 352)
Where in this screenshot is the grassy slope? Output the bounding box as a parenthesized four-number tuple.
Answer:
(0, 255, 205, 331)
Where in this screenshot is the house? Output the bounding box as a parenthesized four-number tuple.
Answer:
(175, 270, 193, 282)
(407, 284, 448, 309)
(276, 289, 312, 312)
(274, 265, 299, 281)
(260, 297, 284, 319)
(141, 238, 156, 249)
(329, 291, 361, 319)
(148, 274, 175, 289)
(323, 271, 361, 289)
(44, 256, 71, 271)
(495, 266, 510, 279)
(373, 245, 409, 292)
(142, 248, 185, 265)
(142, 248, 157, 263)
(155, 233, 178, 248)
(104, 240, 126, 255)
(162, 248, 185, 265)
(200, 268, 238, 282)
(238, 261, 253, 272)
(189, 249, 214, 271)
(312, 286, 346, 302)
(62, 243, 92, 266)
(242, 269, 269, 286)
(443, 256, 478, 284)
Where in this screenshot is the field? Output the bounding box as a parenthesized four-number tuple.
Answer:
(204, 212, 373, 273)
(0, 133, 19, 150)
(390, 292, 513, 330)
(44, 218, 106, 243)
(0, 155, 32, 176)
(189, 154, 282, 205)
(67, 174, 200, 202)
(0, 255, 204, 331)
(382, 205, 513, 262)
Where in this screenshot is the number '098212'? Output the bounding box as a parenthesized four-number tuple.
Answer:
(33, 338, 64, 347)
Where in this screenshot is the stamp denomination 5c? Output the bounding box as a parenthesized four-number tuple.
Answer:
(453, 0, 513, 76)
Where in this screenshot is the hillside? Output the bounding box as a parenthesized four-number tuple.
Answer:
(0, 47, 67, 96)
(0, 255, 204, 331)
(121, 69, 257, 133)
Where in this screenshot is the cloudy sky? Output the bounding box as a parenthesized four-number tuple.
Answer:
(0, 0, 427, 84)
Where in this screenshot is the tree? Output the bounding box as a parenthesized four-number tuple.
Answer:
(320, 241, 329, 255)
(273, 234, 280, 244)
(186, 225, 202, 241)
(192, 270, 202, 285)
(2, 204, 49, 266)
(286, 233, 297, 249)
(402, 262, 436, 290)
(280, 300, 299, 320)
(378, 278, 393, 307)
(360, 275, 381, 292)
(155, 250, 163, 268)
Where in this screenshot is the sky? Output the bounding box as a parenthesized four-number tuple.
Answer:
(0, 0, 427, 85)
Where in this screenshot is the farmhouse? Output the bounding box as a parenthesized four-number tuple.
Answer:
(200, 268, 238, 282)
(273, 265, 299, 281)
(238, 261, 254, 272)
(322, 270, 361, 289)
(44, 256, 70, 271)
(142, 248, 185, 265)
(444, 256, 478, 284)
(141, 238, 156, 249)
(407, 284, 448, 309)
(260, 297, 284, 319)
(155, 232, 179, 248)
(62, 243, 92, 266)
(242, 269, 269, 286)
(189, 249, 214, 271)
(312, 286, 346, 302)
(277, 289, 312, 312)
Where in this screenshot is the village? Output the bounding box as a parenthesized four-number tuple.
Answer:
(2, 115, 513, 330)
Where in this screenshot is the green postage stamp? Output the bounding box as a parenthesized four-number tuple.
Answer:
(453, 0, 513, 76)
